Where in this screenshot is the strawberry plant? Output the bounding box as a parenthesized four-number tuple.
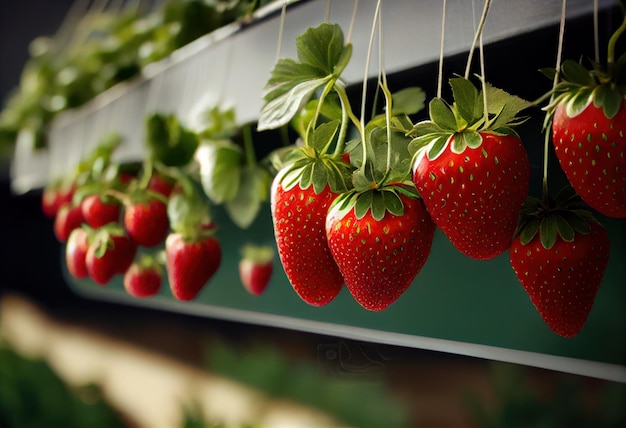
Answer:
(545, 10, 626, 218)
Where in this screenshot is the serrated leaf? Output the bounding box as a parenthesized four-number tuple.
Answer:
(198, 141, 243, 204)
(308, 120, 340, 153)
(554, 214, 575, 242)
(483, 83, 531, 130)
(225, 166, 271, 229)
(391, 87, 426, 115)
(450, 77, 480, 124)
(539, 215, 558, 250)
(258, 76, 331, 131)
(409, 120, 444, 137)
(296, 23, 349, 76)
(429, 98, 457, 131)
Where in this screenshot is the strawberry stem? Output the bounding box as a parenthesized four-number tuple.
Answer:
(242, 124, 257, 167)
(464, 0, 492, 79)
(607, 6, 626, 66)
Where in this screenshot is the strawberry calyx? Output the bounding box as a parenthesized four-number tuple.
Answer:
(132, 253, 164, 277)
(408, 77, 530, 162)
(167, 178, 215, 243)
(88, 222, 129, 258)
(514, 186, 598, 250)
(329, 182, 419, 222)
(240, 244, 274, 265)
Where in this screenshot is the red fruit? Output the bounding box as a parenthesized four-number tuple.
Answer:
(65, 227, 90, 279)
(124, 198, 169, 247)
(81, 194, 121, 228)
(326, 190, 435, 311)
(510, 221, 610, 338)
(42, 184, 75, 218)
(271, 169, 345, 306)
(123, 262, 162, 297)
(238, 245, 274, 295)
(165, 232, 221, 301)
(552, 100, 626, 218)
(54, 203, 85, 242)
(413, 132, 530, 260)
(86, 231, 137, 285)
(148, 174, 175, 198)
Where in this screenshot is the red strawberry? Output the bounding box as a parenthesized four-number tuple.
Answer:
(509, 190, 610, 337)
(124, 197, 169, 247)
(239, 245, 274, 295)
(271, 168, 345, 306)
(409, 78, 531, 260)
(81, 194, 122, 228)
(65, 227, 90, 279)
(54, 203, 85, 242)
(42, 183, 75, 218)
(123, 257, 162, 298)
(165, 232, 221, 301)
(86, 228, 137, 285)
(326, 187, 435, 311)
(550, 67, 626, 218)
(148, 173, 175, 198)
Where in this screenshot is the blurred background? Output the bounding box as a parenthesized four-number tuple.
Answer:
(1, 1, 625, 427)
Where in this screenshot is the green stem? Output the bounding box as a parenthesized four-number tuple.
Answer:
(380, 80, 393, 177)
(607, 8, 626, 65)
(464, 0, 492, 79)
(332, 87, 350, 157)
(138, 158, 154, 190)
(307, 78, 337, 149)
(242, 124, 256, 167)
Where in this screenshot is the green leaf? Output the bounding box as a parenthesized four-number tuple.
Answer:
(554, 213, 575, 242)
(391, 87, 426, 115)
(308, 120, 340, 153)
(258, 76, 331, 131)
(310, 160, 330, 194)
(429, 98, 457, 131)
(296, 23, 349, 76)
(450, 77, 480, 124)
(483, 82, 531, 130)
(145, 113, 199, 167)
(561, 60, 595, 86)
(427, 134, 452, 160)
(382, 190, 404, 217)
(565, 87, 593, 117)
(409, 120, 444, 137)
(539, 215, 558, 250)
(451, 131, 482, 154)
(225, 166, 271, 229)
(519, 217, 541, 245)
(198, 140, 243, 204)
(560, 210, 591, 234)
(354, 189, 374, 219)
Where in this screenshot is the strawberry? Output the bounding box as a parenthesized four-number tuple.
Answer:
(326, 186, 435, 311)
(123, 255, 163, 298)
(239, 245, 274, 295)
(81, 194, 122, 228)
(148, 173, 175, 198)
(85, 227, 137, 285)
(409, 77, 531, 259)
(165, 232, 221, 301)
(65, 227, 90, 279)
(54, 203, 86, 242)
(271, 166, 346, 306)
(124, 197, 169, 247)
(42, 183, 75, 219)
(548, 59, 626, 218)
(509, 187, 610, 337)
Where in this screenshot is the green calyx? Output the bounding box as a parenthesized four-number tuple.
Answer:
(515, 186, 597, 250)
(331, 183, 418, 222)
(408, 77, 530, 161)
(544, 58, 626, 120)
(279, 146, 352, 195)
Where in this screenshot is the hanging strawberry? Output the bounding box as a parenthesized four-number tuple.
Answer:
(510, 186, 610, 337)
(409, 77, 531, 260)
(257, 23, 355, 306)
(546, 14, 626, 218)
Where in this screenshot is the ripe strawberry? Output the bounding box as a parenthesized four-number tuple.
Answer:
(123, 256, 163, 298)
(326, 187, 435, 311)
(148, 173, 175, 198)
(409, 77, 531, 260)
(238, 245, 274, 295)
(54, 203, 85, 242)
(42, 183, 75, 218)
(65, 227, 90, 279)
(124, 197, 169, 247)
(86, 228, 137, 285)
(271, 167, 345, 306)
(165, 232, 221, 301)
(509, 189, 610, 337)
(81, 194, 122, 228)
(549, 59, 626, 218)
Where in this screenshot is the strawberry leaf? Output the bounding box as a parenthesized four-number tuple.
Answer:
(225, 165, 271, 229)
(483, 82, 531, 130)
(450, 77, 481, 124)
(429, 98, 457, 131)
(197, 140, 243, 204)
(391, 87, 426, 115)
(258, 23, 352, 131)
(561, 60, 595, 86)
(307, 120, 340, 154)
(146, 113, 199, 167)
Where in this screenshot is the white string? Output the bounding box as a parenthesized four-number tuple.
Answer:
(437, 0, 447, 99)
(275, 1, 287, 62)
(347, 0, 359, 44)
(593, 0, 600, 64)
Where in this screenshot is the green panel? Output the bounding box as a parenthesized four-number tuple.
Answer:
(65, 201, 626, 377)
